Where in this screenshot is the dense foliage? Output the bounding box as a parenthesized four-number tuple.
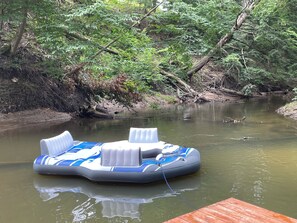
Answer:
(1, 0, 296, 99)
(222, 0, 297, 91)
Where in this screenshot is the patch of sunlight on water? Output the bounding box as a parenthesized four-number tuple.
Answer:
(1, 97, 297, 222)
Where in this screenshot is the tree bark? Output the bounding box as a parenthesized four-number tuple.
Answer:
(10, 2, 28, 55)
(0, 1, 7, 31)
(187, 1, 257, 81)
(0, 8, 3, 31)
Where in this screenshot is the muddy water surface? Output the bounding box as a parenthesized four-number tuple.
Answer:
(0, 97, 297, 222)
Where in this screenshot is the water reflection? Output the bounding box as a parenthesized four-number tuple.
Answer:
(34, 175, 200, 222)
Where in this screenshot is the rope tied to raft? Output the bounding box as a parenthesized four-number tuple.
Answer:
(158, 158, 176, 194)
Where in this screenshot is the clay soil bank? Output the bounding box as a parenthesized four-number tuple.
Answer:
(1, 93, 296, 134)
(0, 109, 72, 133)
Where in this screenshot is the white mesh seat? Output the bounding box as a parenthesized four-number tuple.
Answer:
(128, 128, 158, 143)
(40, 131, 74, 157)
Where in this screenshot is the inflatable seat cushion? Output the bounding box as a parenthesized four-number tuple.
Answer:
(128, 128, 158, 143)
(40, 131, 74, 157)
(101, 145, 142, 167)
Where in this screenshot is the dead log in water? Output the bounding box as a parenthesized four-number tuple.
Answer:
(79, 105, 114, 119)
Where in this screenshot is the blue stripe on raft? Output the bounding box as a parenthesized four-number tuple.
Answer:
(68, 148, 81, 153)
(113, 155, 182, 173)
(113, 165, 149, 173)
(56, 159, 75, 166)
(34, 155, 48, 165)
(68, 142, 102, 153)
(70, 159, 86, 167)
(178, 147, 191, 157)
(142, 157, 178, 165)
(54, 160, 64, 166)
(180, 147, 188, 153)
(42, 155, 49, 165)
(143, 160, 159, 165)
(162, 156, 179, 163)
(70, 154, 101, 166)
(113, 159, 160, 172)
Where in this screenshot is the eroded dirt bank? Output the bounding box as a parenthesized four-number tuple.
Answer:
(0, 72, 89, 114)
(0, 109, 72, 133)
(0, 62, 243, 133)
(1, 56, 295, 134)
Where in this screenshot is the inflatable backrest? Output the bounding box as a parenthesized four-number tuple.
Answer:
(101, 146, 142, 167)
(40, 131, 74, 157)
(128, 128, 159, 143)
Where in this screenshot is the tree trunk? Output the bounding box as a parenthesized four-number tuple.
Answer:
(0, 1, 7, 31)
(187, 1, 257, 81)
(0, 8, 3, 31)
(10, 3, 28, 55)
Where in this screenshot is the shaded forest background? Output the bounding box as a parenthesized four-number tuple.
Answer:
(0, 0, 296, 115)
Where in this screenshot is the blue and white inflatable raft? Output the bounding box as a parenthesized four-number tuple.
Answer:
(33, 128, 200, 183)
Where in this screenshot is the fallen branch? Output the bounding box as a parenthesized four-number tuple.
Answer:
(220, 87, 246, 97)
(79, 105, 113, 119)
(160, 69, 210, 103)
(187, 0, 258, 81)
(160, 69, 197, 96)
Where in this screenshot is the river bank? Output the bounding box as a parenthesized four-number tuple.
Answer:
(0, 61, 243, 133)
(0, 90, 235, 133)
(1, 56, 295, 133)
(1, 92, 296, 134)
(0, 109, 72, 133)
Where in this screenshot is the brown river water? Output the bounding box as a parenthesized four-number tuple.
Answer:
(0, 97, 297, 222)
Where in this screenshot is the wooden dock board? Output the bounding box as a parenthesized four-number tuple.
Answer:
(165, 198, 297, 223)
